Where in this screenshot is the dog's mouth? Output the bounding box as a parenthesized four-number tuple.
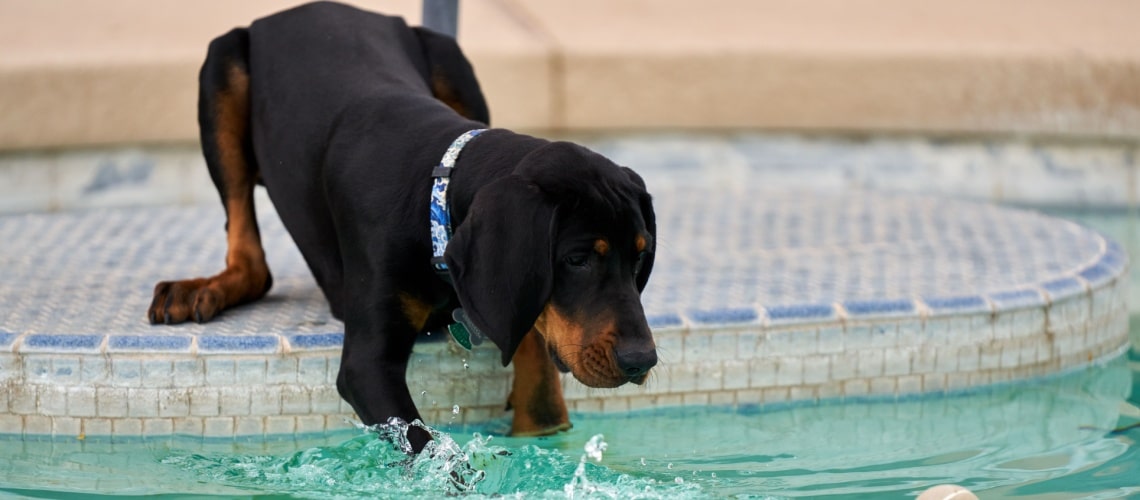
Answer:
(547, 343, 571, 374)
(546, 339, 650, 387)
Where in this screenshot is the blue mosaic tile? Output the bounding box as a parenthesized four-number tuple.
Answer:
(986, 289, 1046, 309)
(107, 334, 193, 352)
(286, 332, 344, 350)
(646, 314, 684, 329)
(686, 308, 759, 325)
(765, 304, 835, 322)
(22, 334, 103, 352)
(922, 295, 990, 315)
(843, 299, 914, 317)
(1040, 277, 1087, 300)
(198, 335, 280, 353)
(0, 331, 16, 350)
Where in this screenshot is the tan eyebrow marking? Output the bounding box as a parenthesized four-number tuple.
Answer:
(594, 239, 609, 256)
(635, 235, 647, 252)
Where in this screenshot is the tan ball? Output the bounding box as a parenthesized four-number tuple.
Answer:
(917, 484, 978, 500)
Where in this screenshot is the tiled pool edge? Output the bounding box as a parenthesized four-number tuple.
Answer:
(0, 243, 1129, 441)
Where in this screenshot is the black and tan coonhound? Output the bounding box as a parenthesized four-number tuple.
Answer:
(147, 1, 657, 452)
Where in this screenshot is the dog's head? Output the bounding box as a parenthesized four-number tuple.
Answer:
(445, 141, 657, 387)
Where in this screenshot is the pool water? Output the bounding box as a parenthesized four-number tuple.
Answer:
(1, 209, 1138, 499)
(0, 348, 1136, 499)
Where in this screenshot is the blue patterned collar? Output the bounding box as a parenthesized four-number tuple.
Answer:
(430, 128, 488, 350)
(430, 128, 487, 275)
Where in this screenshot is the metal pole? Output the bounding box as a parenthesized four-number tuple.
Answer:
(422, 0, 459, 37)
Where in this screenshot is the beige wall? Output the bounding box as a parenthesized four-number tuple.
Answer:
(2, 0, 1139, 150)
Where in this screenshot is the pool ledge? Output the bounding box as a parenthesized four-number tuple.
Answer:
(0, 194, 1131, 439)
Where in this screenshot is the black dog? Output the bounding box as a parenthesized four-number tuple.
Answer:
(148, 1, 657, 452)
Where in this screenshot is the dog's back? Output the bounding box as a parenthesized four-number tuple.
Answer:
(247, 2, 434, 178)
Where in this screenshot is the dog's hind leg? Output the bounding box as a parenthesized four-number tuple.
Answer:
(148, 28, 272, 324)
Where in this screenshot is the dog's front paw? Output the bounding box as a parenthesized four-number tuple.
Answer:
(148, 279, 224, 324)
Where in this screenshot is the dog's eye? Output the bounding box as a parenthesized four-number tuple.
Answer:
(565, 254, 590, 268)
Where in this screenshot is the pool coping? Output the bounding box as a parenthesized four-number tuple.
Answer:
(0, 227, 1129, 440)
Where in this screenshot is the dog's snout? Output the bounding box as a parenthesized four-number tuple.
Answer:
(614, 347, 657, 378)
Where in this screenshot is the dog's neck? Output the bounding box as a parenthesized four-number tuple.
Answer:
(443, 128, 550, 228)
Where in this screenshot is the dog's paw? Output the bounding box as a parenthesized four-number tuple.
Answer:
(148, 279, 224, 324)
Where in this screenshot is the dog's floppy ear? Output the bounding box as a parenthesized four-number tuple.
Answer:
(411, 26, 491, 125)
(445, 175, 555, 365)
(623, 167, 656, 292)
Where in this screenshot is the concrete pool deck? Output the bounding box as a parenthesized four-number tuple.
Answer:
(2, 0, 1140, 151)
(0, 163, 1130, 439)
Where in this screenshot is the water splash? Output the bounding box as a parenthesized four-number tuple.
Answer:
(160, 419, 702, 499)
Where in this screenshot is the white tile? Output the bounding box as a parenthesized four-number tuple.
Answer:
(682, 393, 709, 406)
(68, 387, 97, 417)
(669, 364, 698, 392)
(762, 387, 790, 403)
(234, 359, 268, 385)
(203, 417, 234, 438)
(266, 358, 298, 384)
(265, 416, 296, 436)
(250, 386, 282, 416)
(709, 332, 738, 361)
(172, 359, 203, 387)
(935, 347, 959, 374)
(189, 388, 220, 416)
(280, 387, 311, 415)
(776, 357, 803, 386)
(923, 374, 947, 393)
(683, 333, 711, 363)
(143, 418, 174, 437)
(8, 385, 35, 414)
(204, 359, 236, 386)
(896, 375, 923, 395)
(95, 387, 129, 417)
(111, 359, 142, 387)
(750, 359, 778, 388)
(801, 355, 830, 385)
(127, 388, 159, 417)
(83, 418, 112, 437)
(52, 417, 82, 438)
(141, 360, 173, 387)
(841, 380, 869, 397)
(868, 377, 896, 396)
(709, 391, 736, 406)
(602, 397, 631, 413)
(23, 415, 51, 436)
(856, 350, 884, 378)
(234, 416, 264, 437)
(310, 386, 342, 414)
(219, 387, 251, 416)
(721, 360, 749, 389)
(297, 357, 328, 385)
(51, 358, 82, 385)
(830, 353, 856, 381)
(38, 385, 68, 416)
(173, 417, 204, 437)
(816, 327, 844, 354)
(112, 418, 143, 437)
(158, 389, 191, 417)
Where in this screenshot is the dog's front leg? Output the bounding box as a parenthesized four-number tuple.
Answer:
(335, 292, 430, 453)
(508, 329, 571, 436)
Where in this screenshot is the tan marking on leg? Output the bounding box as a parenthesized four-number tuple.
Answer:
(148, 63, 270, 324)
(509, 329, 570, 436)
(399, 292, 433, 332)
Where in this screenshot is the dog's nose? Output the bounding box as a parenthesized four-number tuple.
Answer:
(615, 348, 657, 378)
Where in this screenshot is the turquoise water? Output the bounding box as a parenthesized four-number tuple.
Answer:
(2, 210, 1139, 498)
(0, 349, 1137, 498)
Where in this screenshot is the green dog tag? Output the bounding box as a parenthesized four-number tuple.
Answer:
(448, 321, 473, 350)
